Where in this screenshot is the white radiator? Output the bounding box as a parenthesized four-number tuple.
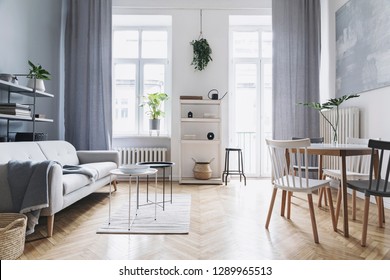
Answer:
(115, 147, 167, 165)
(319, 107, 360, 169)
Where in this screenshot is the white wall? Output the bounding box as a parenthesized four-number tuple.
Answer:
(112, 0, 272, 179)
(324, 0, 390, 141)
(0, 0, 63, 140)
(323, 0, 390, 208)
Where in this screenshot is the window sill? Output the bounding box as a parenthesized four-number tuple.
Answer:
(113, 134, 171, 139)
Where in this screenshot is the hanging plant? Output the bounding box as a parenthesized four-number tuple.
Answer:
(190, 9, 212, 71)
(190, 38, 212, 71)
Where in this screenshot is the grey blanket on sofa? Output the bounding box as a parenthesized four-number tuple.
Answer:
(62, 165, 98, 181)
(7, 160, 56, 235)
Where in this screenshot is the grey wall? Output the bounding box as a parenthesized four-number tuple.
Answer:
(0, 0, 63, 141)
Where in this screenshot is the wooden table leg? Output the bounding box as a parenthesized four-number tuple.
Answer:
(340, 154, 349, 237)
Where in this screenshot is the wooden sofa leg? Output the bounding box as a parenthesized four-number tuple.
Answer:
(47, 215, 54, 237)
(113, 180, 117, 192)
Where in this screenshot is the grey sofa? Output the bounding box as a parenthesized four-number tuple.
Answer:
(0, 140, 119, 236)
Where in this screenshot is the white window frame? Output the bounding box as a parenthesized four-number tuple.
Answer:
(229, 25, 272, 177)
(112, 25, 172, 137)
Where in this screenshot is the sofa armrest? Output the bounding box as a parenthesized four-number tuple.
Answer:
(77, 150, 120, 167)
(41, 162, 63, 216)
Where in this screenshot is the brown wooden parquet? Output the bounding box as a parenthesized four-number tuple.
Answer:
(20, 179, 390, 260)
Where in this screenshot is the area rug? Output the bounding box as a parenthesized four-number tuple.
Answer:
(96, 194, 191, 234)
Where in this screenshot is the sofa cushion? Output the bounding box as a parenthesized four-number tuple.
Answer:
(80, 162, 117, 180)
(62, 162, 117, 195)
(37, 141, 79, 165)
(63, 174, 92, 195)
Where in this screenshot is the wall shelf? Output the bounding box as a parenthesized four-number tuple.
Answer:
(0, 80, 53, 141)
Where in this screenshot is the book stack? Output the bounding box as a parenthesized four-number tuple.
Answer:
(0, 103, 31, 117)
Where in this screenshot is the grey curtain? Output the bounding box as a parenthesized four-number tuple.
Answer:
(272, 0, 321, 140)
(64, 0, 112, 150)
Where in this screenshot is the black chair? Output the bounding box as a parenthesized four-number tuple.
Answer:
(222, 148, 246, 185)
(346, 139, 389, 247)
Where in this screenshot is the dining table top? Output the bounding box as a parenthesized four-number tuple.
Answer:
(303, 143, 373, 156)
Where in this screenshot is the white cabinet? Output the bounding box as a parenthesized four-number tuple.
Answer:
(0, 80, 53, 141)
(179, 99, 222, 184)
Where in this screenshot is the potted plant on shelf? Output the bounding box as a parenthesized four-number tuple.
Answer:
(299, 94, 359, 144)
(140, 92, 169, 135)
(26, 60, 51, 92)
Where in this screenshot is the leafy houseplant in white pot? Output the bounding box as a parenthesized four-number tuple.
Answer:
(140, 92, 169, 136)
(26, 60, 51, 92)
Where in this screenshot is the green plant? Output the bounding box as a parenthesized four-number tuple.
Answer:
(27, 60, 51, 80)
(140, 92, 169, 119)
(190, 38, 212, 71)
(299, 94, 360, 143)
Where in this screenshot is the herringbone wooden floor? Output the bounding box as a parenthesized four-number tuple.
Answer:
(21, 179, 390, 260)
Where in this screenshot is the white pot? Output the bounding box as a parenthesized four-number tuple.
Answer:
(27, 78, 45, 92)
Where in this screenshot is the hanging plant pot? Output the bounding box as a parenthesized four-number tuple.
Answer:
(190, 38, 212, 71)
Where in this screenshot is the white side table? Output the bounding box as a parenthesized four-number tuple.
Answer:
(108, 168, 158, 231)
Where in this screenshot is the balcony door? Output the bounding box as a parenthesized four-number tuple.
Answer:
(229, 25, 272, 177)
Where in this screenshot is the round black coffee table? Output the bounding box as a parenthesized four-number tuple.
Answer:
(136, 162, 175, 210)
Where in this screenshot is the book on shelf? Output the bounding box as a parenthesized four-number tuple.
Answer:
(0, 103, 30, 109)
(180, 95, 203, 100)
(0, 108, 32, 116)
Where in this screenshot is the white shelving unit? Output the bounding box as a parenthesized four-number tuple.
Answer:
(0, 80, 54, 141)
(179, 99, 222, 184)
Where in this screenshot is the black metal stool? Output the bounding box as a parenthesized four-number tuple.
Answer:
(222, 148, 246, 185)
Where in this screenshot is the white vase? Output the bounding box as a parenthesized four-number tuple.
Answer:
(27, 78, 45, 92)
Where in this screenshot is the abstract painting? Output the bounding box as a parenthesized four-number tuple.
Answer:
(336, 0, 390, 96)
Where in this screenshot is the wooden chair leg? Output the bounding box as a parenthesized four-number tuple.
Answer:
(361, 195, 370, 247)
(318, 187, 324, 207)
(352, 190, 357, 220)
(335, 187, 342, 226)
(307, 193, 319, 244)
(377, 197, 384, 228)
(287, 191, 292, 219)
(323, 189, 328, 206)
(326, 187, 337, 232)
(383, 197, 386, 224)
(47, 215, 54, 237)
(280, 190, 287, 217)
(265, 188, 278, 229)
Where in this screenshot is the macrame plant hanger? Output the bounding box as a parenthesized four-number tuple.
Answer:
(199, 9, 203, 39)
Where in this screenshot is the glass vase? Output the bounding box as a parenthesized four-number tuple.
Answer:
(332, 129, 338, 145)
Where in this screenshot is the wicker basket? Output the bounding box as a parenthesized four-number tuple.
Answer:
(0, 213, 27, 260)
(193, 162, 212, 180)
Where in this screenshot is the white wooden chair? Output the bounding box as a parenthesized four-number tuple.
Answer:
(265, 138, 336, 243)
(320, 137, 372, 221)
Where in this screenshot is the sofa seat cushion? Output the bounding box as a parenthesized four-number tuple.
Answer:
(63, 174, 92, 195)
(81, 162, 117, 180)
(62, 162, 117, 195)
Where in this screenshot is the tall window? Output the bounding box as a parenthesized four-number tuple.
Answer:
(112, 15, 171, 136)
(229, 16, 272, 177)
